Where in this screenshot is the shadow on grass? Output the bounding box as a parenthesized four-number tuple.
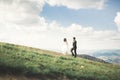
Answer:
(0, 65, 98, 80)
(0, 65, 25, 75)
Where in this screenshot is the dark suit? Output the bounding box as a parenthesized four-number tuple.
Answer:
(71, 40, 77, 57)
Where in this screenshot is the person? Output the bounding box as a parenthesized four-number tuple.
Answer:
(62, 38, 68, 55)
(71, 37, 77, 58)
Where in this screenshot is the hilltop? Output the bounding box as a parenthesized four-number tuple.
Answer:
(0, 42, 120, 80)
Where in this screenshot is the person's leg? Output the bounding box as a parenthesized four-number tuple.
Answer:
(71, 48, 74, 56)
(74, 48, 77, 58)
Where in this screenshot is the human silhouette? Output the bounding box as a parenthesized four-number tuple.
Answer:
(62, 38, 68, 55)
(71, 37, 77, 57)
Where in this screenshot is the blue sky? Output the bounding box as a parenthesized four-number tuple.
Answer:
(41, 0, 120, 31)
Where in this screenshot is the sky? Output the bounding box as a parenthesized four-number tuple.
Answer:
(0, 0, 120, 53)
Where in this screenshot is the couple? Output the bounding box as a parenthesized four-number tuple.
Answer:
(62, 37, 77, 58)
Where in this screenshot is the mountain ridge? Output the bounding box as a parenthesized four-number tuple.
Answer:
(79, 49, 120, 64)
(77, 54, 109, 64)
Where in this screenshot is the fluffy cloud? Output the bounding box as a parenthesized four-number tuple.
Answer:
(0, 0, 120, 52)
(0, 0, 46, 26)
(46, 0, 107, 10)
(114, 12, 120, 32)
(0, 0, 48, 48)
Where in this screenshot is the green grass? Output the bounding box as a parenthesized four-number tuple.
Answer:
(0, 42, 120, 80)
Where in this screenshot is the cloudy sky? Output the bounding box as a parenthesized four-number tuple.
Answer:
(0, 0, 120, 52)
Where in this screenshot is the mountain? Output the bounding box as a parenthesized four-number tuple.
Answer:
(0, 42, 120, 80)
(91, 50, 120, 64)
(77, 54, 108, 63)
(79, 50, 120, 64)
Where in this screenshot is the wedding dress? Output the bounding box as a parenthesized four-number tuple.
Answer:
(62, 42, 68, 55)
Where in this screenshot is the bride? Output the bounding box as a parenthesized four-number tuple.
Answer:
(62, 38, 68, 55)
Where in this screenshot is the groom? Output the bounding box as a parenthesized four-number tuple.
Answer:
(71, 37, 77, 58)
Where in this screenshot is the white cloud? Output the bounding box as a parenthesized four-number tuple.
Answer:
(0, 0, 46, 25)
(63, 24, 120, 50)
(0, 0, 48, 48)
(46, 0, 107, 10)
(114, 12, 120, 32)
(0, 0, 120, 52)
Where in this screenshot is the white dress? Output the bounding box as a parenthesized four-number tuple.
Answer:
(62, 42, 68, 55)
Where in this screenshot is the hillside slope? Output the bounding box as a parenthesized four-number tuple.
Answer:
(0, 42, 120, 80)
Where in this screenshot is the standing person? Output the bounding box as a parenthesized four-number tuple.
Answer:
(62, 38, 68, 55)
(71, 37, 77, 58)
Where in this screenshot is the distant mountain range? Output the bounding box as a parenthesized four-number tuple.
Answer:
(77, 54, 109, 63)
(79, 49, 120, 64)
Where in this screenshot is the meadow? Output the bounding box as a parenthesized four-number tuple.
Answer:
(0, 42, 120, 80)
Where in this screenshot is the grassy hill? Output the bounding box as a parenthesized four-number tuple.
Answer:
(0, 42, 120, 80)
